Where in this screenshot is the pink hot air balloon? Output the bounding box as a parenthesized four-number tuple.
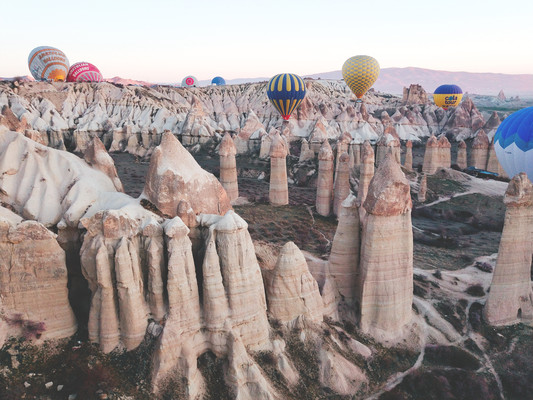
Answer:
(67, 62, 103, 82)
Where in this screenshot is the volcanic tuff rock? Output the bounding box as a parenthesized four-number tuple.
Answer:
(333, 153, 351, 216)
(402, 84, 429, 105)
(269, 132, 289, 205)
(219, 132, 239, 201)
(443, 97, 485, 140)
(404, 140, 413, 170)
(0, 210, 77, 343)
(83, 136, 124, 192)
(357, 141, 375, 205)
(422, 135, 439, 174)
(484, 173, 533, 326)
(0, 81, 494, 159)
(328, 194, 360, 311)
(456, 140, 467, 169)
(264, 241, 323, 324)
(143, 131, 231, 216)
(470, 129, 490, 169)
(359, 153, 413, 339)
(316, 140, 334, 216)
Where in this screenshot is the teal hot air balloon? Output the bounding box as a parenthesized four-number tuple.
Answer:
(266, 73, 306, 120)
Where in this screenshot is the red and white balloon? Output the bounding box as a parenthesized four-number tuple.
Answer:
(67, 62, 103, 82)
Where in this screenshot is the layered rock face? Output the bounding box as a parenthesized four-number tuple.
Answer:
(359, 154, 413, 338)
(219, 133, 239, 202)
(484, 173, 533, 326)
(0, 212, 77, 341)
(83, 136, 124, 192)
(316, 140, 334, 216)
(402, 84, 429, 105)
(470, 129, 489, 169)
(422, 135, 439, 174)
(298, 138, 314, 162)
(486, 141, 507, 177)
(154, 212, 271, 395)
(418, 174, 427, 202)
(328, 194, 360, 308)
(404, 140, 413, 171)
(358, 141, 375, 204)
(0, 81, 492, 160)
(437, 135, 451, 168)
(80, 211, 152, 352)
(264, 242, 323, 324)
(143, 132, 231, 216)
(269, 132, 289, 206)
(333, 153, 351, 217)
(456, 140, 467, 169)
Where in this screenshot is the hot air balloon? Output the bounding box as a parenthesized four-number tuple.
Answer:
(266, 73, 306, 121)
(211, 76, 226, 86)
(342, 55, 380, 102)
(182, 76, 198, 87)
(67, 62, 103, 82)
(433, 84, 463, 110)
(494, 106, 533, 180)
(28, 46, 70, 82)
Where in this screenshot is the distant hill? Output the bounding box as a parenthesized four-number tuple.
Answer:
(306, 67, 533, 97)
(3, 68, 532, 96)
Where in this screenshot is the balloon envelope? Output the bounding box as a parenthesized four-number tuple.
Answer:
(433, 84, 463, 110)
(341, 55, 380, 100)
(494, 106, 533, 180)
(211, 76, 226, 86)
(266, 73, 306, 120)
(28, 46, 70, 82)
(182, 76, 197, 87)
(67, 62, 103, 82)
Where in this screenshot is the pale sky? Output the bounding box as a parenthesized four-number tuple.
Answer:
(1, 0, 532, 82)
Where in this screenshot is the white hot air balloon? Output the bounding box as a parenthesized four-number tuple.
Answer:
(28, 46, 70, 82)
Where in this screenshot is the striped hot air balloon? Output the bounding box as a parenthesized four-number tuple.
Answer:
(342, 55, 380, 101)
(266, 73, 306, 121)
(28, 46, 70, 82)
(182, 76, 198, 87)
(494, 106, 533, 180)
(67, 62, 103, 82)
(433, 84, 463, 110)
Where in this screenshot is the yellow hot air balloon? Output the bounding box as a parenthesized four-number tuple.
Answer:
(342, 55, 380, 102)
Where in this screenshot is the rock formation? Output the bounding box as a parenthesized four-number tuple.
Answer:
(80, 210, 150, 352)
(359, 153, 413, 338)
(219, 133, 239, 202)
(403, 140, 413, 171)
(328, 194, 360, 309)
(402, 84, 429, 105)
(470, 129, 489, 169)
(437, 135, 451, 169)
(486, 141, 507, 178)
(0, 212, 77, 342)
(316, 140, 334, 216)
(143, 131, 231, 216)
(298, 138, 314, 162)
(358, 141, 375, 205)
(333, 153, 351, 217)
(83, 136, 124, 192)
(422, 135, 439, 174)
(484, 173, 533, 325)
(418, 174, 427, 202)
(456, 140, 467, 169)
(269, 132, 289, 206)
(264, 242, 323, 324)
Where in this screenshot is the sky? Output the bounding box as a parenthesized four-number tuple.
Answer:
(1, 0, 532, 83)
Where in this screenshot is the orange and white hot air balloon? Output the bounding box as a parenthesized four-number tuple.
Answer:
(28, 46, 70, 82)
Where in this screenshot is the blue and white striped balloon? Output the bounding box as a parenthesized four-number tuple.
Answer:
(494, 106, 533, 181)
